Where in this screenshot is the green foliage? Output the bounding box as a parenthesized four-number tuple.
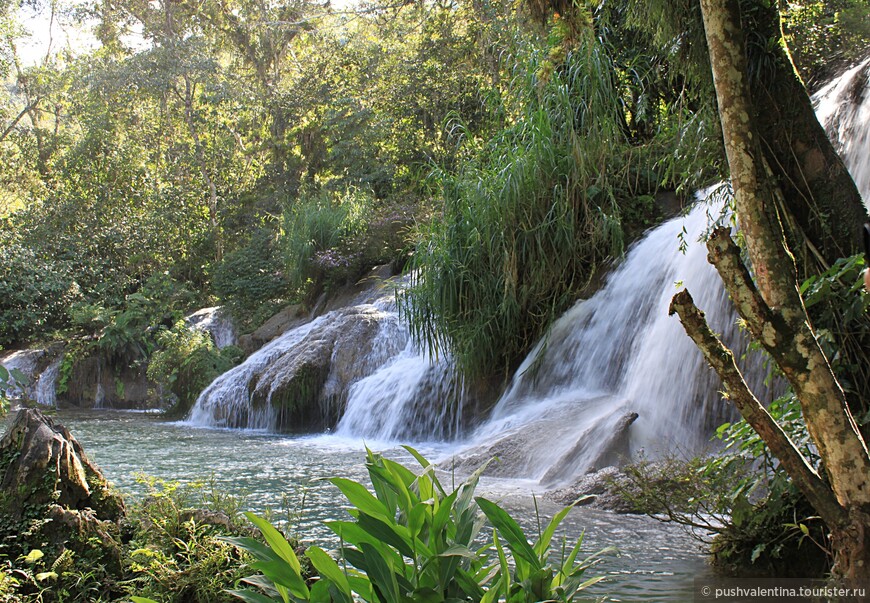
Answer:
(800, 255, 870, 426)
(781, 0, 870, 81)
(281, 188, 409, 301)
(214, 232, 291, 333)
(403, 39, 628, 378)
(0, 244, 80, 346)
(147, 322, 242, 416)
(225, 448, 605, 603)
(123, 476, 252, 603)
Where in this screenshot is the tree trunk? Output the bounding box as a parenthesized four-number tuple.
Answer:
(741, 1, 868, 268)
(693, 0, 870, 581)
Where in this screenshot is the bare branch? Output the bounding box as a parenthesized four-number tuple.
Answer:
(669, 289, 847, 529)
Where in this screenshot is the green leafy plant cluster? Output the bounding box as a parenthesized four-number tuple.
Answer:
(146, 322, 243, 417)
(402, 39, 629, 378)
(213, 232, 292, 333)
(222, 447, 606, 603)
(282, 187, 406, 302)
(123, 476, 254, 603)
(0, 244, 81, 347)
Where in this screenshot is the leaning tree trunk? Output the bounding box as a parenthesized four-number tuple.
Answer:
(679, 0, 870, 583)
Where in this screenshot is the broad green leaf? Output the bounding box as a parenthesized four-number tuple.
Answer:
(251, 558, 309, 599)
(220, 535, 277, 563)
(357, 512, 414, 558)
(36, 571, 57, 581)
(331, 478, 390, 521)
(244, 512, 303, 575)
(23, 549, 44, 564)
(9, 368, 28, 384)
(306, 546, 351, 595)
(360, 542, 401, 603)
(533, 502, 573, 558)
(476, 498, 541, 570)
(401, 445, 431, 468)
(131, 598, 161, 603)
(226, 588, 280, 603)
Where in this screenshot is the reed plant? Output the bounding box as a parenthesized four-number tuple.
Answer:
(401, 38, 631, 378)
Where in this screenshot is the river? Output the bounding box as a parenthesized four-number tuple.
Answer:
(54, 409, 711, 602)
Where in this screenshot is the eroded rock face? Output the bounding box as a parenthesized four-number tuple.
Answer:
(238, 304, 308, 354)
(251, 305, 402, 430)
(0, 409, 125, 571)
(59, 356, 156, 410)
(0, 409, 124, 521)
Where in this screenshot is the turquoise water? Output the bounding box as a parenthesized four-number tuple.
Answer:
(55, 409, 710, 602)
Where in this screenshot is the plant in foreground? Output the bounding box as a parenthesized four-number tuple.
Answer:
(213, 447, 607, 602)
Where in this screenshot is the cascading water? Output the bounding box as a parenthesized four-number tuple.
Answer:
(187, 316, 326, 429)
(184, 58, 867, 487)
(186, 307, 238, 349)
(452, 193, 774, 485)
(34, 355, 63, 407)
(185, 279, 465, 438)
(813, 55, 870, 205)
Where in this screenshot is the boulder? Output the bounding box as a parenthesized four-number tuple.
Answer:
(252, 305, 403, 430)
(0, 409, 124, 521)
(540, 411, 638, 485)
(239, 304, 308, 354)
(0, 409, 125, 569)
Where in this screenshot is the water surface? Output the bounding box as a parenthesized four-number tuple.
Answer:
(56, 409, 711, 602)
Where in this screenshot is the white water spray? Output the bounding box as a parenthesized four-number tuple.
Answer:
(814, 56, 870, 206)
(34, 355, 63, 407)
(455, 192, 768, 484)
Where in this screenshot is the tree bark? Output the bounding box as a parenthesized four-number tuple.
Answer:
(692, 0, 870, 581)
(741, 1, 868, 267)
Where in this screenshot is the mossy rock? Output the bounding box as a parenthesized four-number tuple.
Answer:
(0, 409, 125, 572)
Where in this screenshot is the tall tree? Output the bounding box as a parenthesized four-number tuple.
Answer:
(669, 0, 870, 582)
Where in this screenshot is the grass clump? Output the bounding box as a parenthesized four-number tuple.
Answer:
(402, 39, 630, 379)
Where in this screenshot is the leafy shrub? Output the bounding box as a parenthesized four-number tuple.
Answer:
(0, 244, 81, 346)
(282, 188, 372, 297)
(147, 322, 241, 416)
(213, 231, 291, 332)
(224, 447, 607, 603)
(124, 477, 252, 603)
(402, 41, 627, 378)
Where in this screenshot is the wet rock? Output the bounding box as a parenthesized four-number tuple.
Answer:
(545, 467, 639, 513)
(60, 355, 156, 410)
(253, 306, 401, 430)
(186, 306, 238, 349)
(239, 304, 308, 354)
(540, 411, 638, 485)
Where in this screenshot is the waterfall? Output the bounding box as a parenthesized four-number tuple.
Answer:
(813, 55, 870, 205)
(187, 316, 326, 429)
(0, 350, 40, 401)
(34, 355, 63, 407)
(185, 279, 464, 437)
(186, 307, 238, 349)
(452, 193, 774, 484)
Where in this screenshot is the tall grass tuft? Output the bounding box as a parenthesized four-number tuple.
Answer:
(402, 39, 630, 379)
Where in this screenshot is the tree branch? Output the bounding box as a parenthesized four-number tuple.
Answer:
(669, 289, 847, 528)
